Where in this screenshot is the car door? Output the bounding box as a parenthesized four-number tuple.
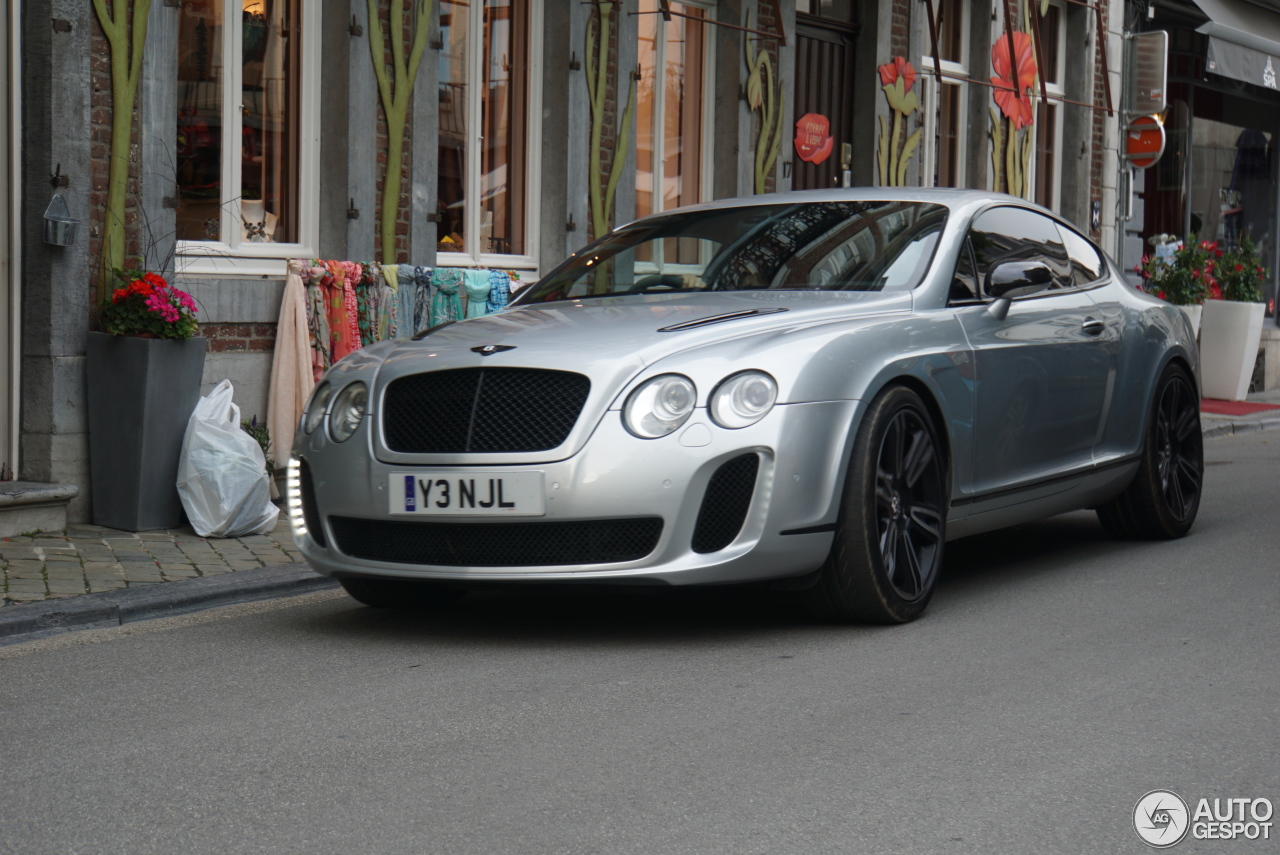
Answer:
(953, 207, 1113, 496)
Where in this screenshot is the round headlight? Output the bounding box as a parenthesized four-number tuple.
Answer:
(709, 371, 777, 429)
(303, 383, 332, 435)
(328, 381, 368, 442)
(623, 374, 697, 439)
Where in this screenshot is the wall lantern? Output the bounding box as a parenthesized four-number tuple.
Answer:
(42, 193, 79, 246)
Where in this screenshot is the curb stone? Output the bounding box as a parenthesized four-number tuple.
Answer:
(0, 563, 339, 646)
(1202, 414, 1280, 439)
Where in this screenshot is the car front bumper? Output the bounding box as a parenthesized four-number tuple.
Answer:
(292, 400, 859, 586)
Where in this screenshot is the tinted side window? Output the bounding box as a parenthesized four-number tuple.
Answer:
(948, 238, 981, 303)
(968, 207, 1072, 295)
(1057, 223, 1105, 286)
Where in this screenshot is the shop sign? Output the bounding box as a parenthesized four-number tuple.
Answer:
(794, 113, 834, 165)
(1125, 115, 1165, 169)
(1126, 31, 1168, 116)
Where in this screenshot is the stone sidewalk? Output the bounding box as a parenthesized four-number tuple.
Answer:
(1, 517, 302, 607)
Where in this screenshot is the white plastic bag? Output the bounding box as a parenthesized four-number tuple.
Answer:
(177, 379, 280, 538)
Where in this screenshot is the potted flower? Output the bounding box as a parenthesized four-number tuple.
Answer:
(1200, 236, 1267, 401)
(86, 266, 207, 530)
(1135, 236, 1210, 335)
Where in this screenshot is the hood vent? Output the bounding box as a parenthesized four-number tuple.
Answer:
(657, 307, 789, 333)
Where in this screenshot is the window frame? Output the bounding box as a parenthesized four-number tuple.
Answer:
(920, 0, 969, 188)
(436, 1, 544, 271)
(633, 0, 717, 275)
(1029, 1, 1067, 211)
(175, 0, 321, 277)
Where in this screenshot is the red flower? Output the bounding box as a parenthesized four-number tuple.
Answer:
(878, 56, 917, 92)
(1209, 282, 1223, 300)
(1157, 290, 1167, 300)
(1235, 263, 1245, 273)
(990, 32, 1037, 129)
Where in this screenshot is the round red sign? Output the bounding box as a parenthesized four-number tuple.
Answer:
(794, 113, 834, 165)
(1125, 115, 1166, 169)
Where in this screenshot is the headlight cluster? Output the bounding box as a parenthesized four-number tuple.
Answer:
(301, 380, 367, 442)
(623, 370, 777, 438)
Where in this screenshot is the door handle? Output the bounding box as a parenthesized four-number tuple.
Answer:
(1082, 317, 1106, 336)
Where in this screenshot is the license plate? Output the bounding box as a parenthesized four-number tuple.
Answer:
(389, 472, 546, 516)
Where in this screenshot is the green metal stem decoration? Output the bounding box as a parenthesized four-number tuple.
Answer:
(875, 58, 921, 187)
(368, 0, 433, 263)
(744, 16, 784, 194)
(91, 0, 153, 302)
(585, 1, 636, 251)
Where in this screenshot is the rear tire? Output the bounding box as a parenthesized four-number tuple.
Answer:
(339, 577, 466, 610)
(804, 386, 947, 624)
(1096, 363, 1202, 539)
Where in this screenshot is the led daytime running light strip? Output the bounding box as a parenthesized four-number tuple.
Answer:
(285, 457, 307, 537)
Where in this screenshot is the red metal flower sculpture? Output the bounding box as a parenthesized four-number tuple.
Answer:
(878, 55, 917, 92)
(990, 32, 1037, 130)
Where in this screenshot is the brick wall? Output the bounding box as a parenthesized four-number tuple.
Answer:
(891, 0, 910, 60)
(372, 0, 414, 263)
(1088, 3, 1109, 238)
(198, 323, 278, 353)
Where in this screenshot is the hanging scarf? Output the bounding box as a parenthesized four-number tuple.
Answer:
(320, 261, 352, 363)
(304, 263, 331, 381)
(430, 268, 464, 326)
(370, 262, 397, 341)
(341, 262, 363, 353)
(397, 264, 419, 337)
(414, 266, 435, 331)
(487, 270, 512, 314)
(268, 261, 317, 469)
(355, 264, 377, 346)
(462, 269, 492, 319)
(381, 263, 396, 340)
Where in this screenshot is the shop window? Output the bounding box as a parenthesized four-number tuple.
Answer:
(1032, 3, 1065, 210)
(635, 0, 712, 267)
(921, 0, 968, 188)
(175, 0, 318, 272)
(437, 0, 540, 266)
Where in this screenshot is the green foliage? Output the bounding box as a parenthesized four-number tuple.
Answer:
(241, 416, 274, 474)
(1217, 236, 1268, 303)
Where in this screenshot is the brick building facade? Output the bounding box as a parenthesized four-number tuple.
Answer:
(5, 0, 1128, 525)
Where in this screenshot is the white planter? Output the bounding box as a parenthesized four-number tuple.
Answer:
(1200, 300, 1265, 401)
(1177, 304, 1203, 338)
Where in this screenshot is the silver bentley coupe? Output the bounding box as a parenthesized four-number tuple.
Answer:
(288, 189, 1203, 623)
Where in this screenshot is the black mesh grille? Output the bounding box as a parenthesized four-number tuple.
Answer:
(329, 516, 663, 567)
(382, 368, 591, 454)
(299, 458, 325, 547)
(691, 454, 760, 554)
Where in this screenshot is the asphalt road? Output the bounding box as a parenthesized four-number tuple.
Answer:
(2, 432, 1277, 855)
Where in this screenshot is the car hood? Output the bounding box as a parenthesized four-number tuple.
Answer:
(379, 290, 912, 373)
(367, 290, 911, 465)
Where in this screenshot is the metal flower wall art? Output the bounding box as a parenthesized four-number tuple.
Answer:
(876, 57, 922, 187)
(744, 16, 786, 195)
(989, 31, 1038, 198)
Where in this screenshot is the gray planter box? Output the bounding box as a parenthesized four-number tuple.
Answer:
(87, 332, 208, 531)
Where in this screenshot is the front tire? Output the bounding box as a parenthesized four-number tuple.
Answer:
(1096, 363, 1202, 539)
(804, 386, 948, 624)
(339, 577, 466, 610)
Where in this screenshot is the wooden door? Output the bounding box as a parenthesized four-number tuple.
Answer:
(792, 18, 856, 191)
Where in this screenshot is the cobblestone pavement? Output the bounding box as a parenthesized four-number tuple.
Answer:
(1, 518, 302, 606)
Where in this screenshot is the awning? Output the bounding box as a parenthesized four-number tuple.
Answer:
(1195, 0, 1280, 88)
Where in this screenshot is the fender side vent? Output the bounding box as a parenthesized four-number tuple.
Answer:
(691, 453, 760, 554)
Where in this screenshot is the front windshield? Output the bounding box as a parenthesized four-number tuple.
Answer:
(515, 201, 948, 304)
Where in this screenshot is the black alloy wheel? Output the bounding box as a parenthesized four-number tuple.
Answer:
(804, 385, 948, 623)
(1097, 363, 1202, 539)
(875, 406, 946, 601)
(1153, 371, 1202, 524)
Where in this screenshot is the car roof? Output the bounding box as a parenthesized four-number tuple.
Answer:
(618, 187, 1033, 223)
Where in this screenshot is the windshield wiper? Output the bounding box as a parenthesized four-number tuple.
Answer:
(657, 307, 788, 332)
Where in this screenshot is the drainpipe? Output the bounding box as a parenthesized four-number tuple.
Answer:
(5, 0, 20, 478)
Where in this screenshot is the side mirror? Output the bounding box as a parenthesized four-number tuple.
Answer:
(985, 261, 1054, 320)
